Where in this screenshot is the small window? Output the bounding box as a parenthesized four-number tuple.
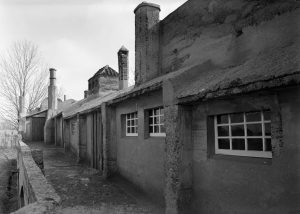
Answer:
(149, 107, 166, 137)
(126, 112, 138, 136)
(214, 110, 272, 158)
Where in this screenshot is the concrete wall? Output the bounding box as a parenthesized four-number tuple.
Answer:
(69, 116, 79, 159)
(55, 116, 63, 147)
(16, 141, 60, 213)
(79, 116, 87, 163)
(86, 114, 93, 166)
(63, 119, 71, 152)
(190, 88, 300, 213)
(159, 0, 299, 75)
(115, 90, 165, 203)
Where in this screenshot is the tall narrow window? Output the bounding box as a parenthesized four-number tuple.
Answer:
(126, 112, 138, 136)
(214, 110, 272, 158)
(149, 107, 166, 137)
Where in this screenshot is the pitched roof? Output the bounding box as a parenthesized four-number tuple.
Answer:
(176, 39, 300, 103)
(62, 87, 133, 119)
(89, 65, 118, 81)
(109, 38, 300, 105)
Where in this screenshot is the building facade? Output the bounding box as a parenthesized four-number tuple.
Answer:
(42, 0, 300, 213)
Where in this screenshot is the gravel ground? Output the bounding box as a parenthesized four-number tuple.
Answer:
(27, 142, 164, 214)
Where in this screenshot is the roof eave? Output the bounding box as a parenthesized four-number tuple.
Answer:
(178, 72, 300, 104)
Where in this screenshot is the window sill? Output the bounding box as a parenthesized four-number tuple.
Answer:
(125, 134, 138, 137)
(210, 154, 272, 165)
(149, 133, 166, 137)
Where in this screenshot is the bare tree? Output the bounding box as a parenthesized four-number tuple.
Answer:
(0, 40, 48, 129)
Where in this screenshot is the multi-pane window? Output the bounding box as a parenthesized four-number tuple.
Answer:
(126, 112, 138, 136)
(214, 110, 272, 158)
(149, 107, 166, 137)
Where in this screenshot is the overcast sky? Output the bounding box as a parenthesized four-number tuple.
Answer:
(0, 0, 186, 101)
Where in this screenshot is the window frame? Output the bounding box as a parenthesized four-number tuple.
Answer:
(125, 112, 138, 137)
(149, 107, 166, 137)
(214, 111, 272, 158)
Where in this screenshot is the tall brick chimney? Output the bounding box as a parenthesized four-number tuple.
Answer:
(134, 2, 160, 86)
(48, 68, 57, 116)
(118, 46, 129, 90)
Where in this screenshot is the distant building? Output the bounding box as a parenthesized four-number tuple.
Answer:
(87, 65, 119, 97)
(24, 69, 76, 142)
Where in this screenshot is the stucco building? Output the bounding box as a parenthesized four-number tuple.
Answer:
(40, 0, 300, 213)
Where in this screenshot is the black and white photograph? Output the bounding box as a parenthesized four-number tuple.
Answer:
(0, 0, 299, 213)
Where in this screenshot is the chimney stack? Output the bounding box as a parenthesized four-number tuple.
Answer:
(84, 90, 88, 98)
(118, 46, 129, 90)
(134, 2, 160, 86)
(48, 68, 57, 112)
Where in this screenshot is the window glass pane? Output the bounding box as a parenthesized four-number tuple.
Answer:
(265, 138, 272, 151)
(131, 127, 135, 133)
(263, 111, 271, 121)
(154, 126, 159, 133)
(232, 139, 245, 150)
(218, 126, 229, 136)
(149, 110, 153, 117)
(247, 124, 262, 136)
(218, 139, 230, 149)
(265, 123, 271, 136)
(248, 138, 263, 151)
(153, 117, 158, 125)
(246, 112, 261, 122)
(217, 115, 228, 124)
(154, 108, 160, 115)
(149, 126, 153, 133)
(231, 125, 244, 136)
(230, 113, 244, 123)
(127, 120, 130, 126)
(127, 127, 130, 133)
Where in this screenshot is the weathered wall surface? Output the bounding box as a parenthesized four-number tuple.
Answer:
(79, 116, 87, 163)
(15, 141, 60, 213)
(69, 117, 79, 159)
(86, 114, 93, 166)
(160, 0, 299, 75)
(191, 87, 300, 213)
(63, 120, 70, 152)
(115, 90, 165, 203)
(55, 116, 63, 147)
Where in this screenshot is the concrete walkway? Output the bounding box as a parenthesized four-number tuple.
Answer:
(27, 142, 164, 214)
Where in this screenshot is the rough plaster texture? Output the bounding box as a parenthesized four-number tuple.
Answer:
(160, 0, 299, 74)
(190, 89, 300, 213)
(44, 118, 54, 145)
(69, 117, 80, 160)
(135, 2, 160, 85)
(115, 90, 165, 203)
(13, 141, 60, 214)
(164, 105, 193, 214)
(118, 47, 129, 90)
(55, 116, 63, 147)
(63, 120, 71, 152)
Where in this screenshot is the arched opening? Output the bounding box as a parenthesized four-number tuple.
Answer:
(19, 187, 25, 208)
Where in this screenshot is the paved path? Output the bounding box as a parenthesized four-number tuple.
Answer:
(27, 142, 164, 214)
